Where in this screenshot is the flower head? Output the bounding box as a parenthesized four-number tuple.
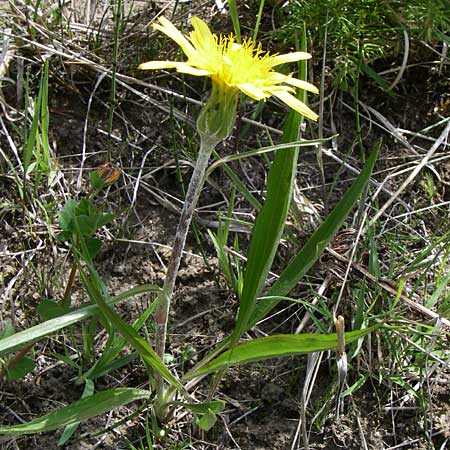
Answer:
(139, 16, 318, 121)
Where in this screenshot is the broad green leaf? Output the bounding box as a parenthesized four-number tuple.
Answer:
(173, 400, 225, 415)
(75, 214, 114, 238)
(75, 215, 98, 237)
(84, 237, 102, 260)
(58, 379, 94, 446)
(76, 198, 94, 216)
(196, 409, 218, 431)
(0, 285, 160, 357)
(0, 388, 149, 436)
(6, 356, 35, 381)
(38, 299, 70, 321)
(174, 400, 225, 432)
(0, 321, 14, 339)
(187, 326, 379, 379)
(58, 199, 78, 232)
(89, 171, 107, 190)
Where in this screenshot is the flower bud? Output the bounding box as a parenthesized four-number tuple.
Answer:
(196, 78, 239, 145)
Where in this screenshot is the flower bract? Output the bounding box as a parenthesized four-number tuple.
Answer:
(139, 16, 319, 121)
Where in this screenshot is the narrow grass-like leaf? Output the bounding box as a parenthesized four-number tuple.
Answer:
(79, 268, 182, 391)
(188, 142, 380, 376)
(0, 285, 160, 357)
(0, 388, 149, 436)
(23, 73, 43, 174)
(426, 262, 450, 308)
(360, 62, 392, 93)
(58, 379, 94, 446)
(211, 150, 262, 210)
(205, 138, 333, 180)
(187, 326, 379, 379)
(227, 0, 241, 42)
(81, 298, 157, 382)
(230, 33, 310, 345)
(252, 0, 266, 41)
(250, 142, 380, 327)
(40, 60, 51, 170)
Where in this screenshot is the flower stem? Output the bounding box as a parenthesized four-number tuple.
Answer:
(154, 135, 219, 415)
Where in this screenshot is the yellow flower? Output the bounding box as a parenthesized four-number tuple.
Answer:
(139, 16, 319, 121)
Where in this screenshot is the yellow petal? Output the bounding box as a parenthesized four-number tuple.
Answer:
(264, 71, 289, 84)
(190, 17, 216, 49)
(269, 52, 312, 67)
(237, 83, 268, 100)
(139, 61, 212, 77)
(176, 65, 213, 76)
(284, 77, 319, 94)
(139, 61, 184, 70)
(272, 90, 318, 121)
(153, 16, 197, 60)
(264, 84, 295, 94)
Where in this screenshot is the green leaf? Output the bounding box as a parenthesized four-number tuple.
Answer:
(188, 141, 380, 380)
(0, 322, 14, 339)
(58, 199, 78, 232)
(89, 171, 107, 191)
(38, 299, 70, 321)
(231, 36, 309, 345)
(81, 299, 157, 382)
(76, 198, 93, 216)
(426, 267, 450, 309)
(84, 237, 102, 260)
(6, 357, 35, 381)
(196, 409, 217, 431)
(174, 400, 225, 432)
(174, 400, 225, 415)
(58, 379, 95, 446)
(79, 267, 183, 391)
(250, 142, 380, 327)
(187, 326, 379, 379)
(75, 215, 98, 237)
(0, 285, 161, 357)
(360, 62, 393, 94)
(23, 71, 44, 175)
(0, 388, 150, 436)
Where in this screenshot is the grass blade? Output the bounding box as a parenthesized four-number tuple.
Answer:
(230, 30, 310, 345)
(187, 326, 379, 379)
(58, 379, 95, 446)
(187, 141, 380, 376)
(0, 285, 160, 357)
(23, 71, 43, 175)
(227, 0, 241, 42)
(250, 141, 381, 326)
(79, 267, 183, 391)
(0, 388, 149, 436)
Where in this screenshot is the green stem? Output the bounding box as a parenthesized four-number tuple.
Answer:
(154, 135, 218, 415)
